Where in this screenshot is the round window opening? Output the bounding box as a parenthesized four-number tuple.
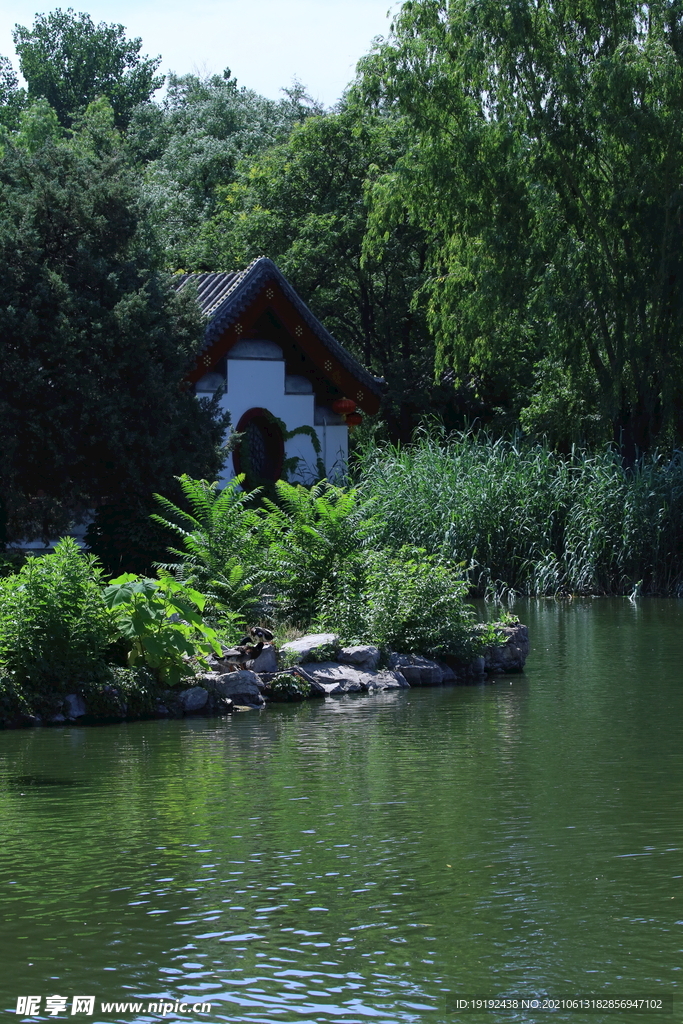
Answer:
(233, 408, 284, 484)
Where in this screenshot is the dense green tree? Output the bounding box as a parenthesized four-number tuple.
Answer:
(197, 103, 472, 440)
(0, 55, 25, 131)
(13, 9, 163, 128)
(130, 73, 322, 267)
(361, 0, 683, 453)
(0, 99, 228, 554)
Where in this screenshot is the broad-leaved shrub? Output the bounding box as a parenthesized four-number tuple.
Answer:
(268, 672, 312, 701)
(317, 546, 479, 658)
(103, 574, 223, 685)
(260, 480, 378, 623)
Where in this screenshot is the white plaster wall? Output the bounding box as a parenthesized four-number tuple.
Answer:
(204, 357, 348, 485)
(315, 423, 348, 484)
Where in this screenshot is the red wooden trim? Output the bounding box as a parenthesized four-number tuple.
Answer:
(188, 279, 381, 415)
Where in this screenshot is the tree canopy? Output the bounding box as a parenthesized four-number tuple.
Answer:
(196, 102, 472, 439)
(0, 55, 25, 130)
(360, 0, 683, 453)
(0, 100, 227, 551)
(130, 72, 322, 267)
(13, 8, 163, 127)
(4, 2, 683, 567)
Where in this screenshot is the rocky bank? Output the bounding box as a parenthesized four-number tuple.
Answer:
(14, 622, 529, 727)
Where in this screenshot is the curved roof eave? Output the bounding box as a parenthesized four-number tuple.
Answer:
(175, 257, 385, 399)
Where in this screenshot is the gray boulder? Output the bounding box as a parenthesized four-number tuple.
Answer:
(201, 670, 265, 706)
(436, 660, 458, 683)
(303, 662, 364, 695)
(248, 644, 278, 673)
(482, 623, 529, 673)
(303, 662, 409, 696)
(206, 652, 231, 672)
(388, 653, 444, 685)
(468, 656, 486, 678)
(338, 645, 381, 671)
(280, 633, 338, 664)
(178, 686, 209, 713)
(362, 669, 409, 692)
(64, 693, 87, 718)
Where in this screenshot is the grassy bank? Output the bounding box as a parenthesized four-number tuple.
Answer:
(353, 431, 683, 597)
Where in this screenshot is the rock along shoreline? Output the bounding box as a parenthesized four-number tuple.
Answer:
(3, 623, 529, 729)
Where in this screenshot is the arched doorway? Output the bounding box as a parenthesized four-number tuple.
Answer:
(233, 408, 284, 486)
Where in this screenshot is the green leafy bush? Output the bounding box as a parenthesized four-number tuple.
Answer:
(299, 641, 340, 664)
(316, 546, 479, 659)
(103, 573, 222, 685)
(151, 475, 382, 631)
(79, 666, 160, 719)
(0, 538, 112, 687)
(268, 672, 311, 701)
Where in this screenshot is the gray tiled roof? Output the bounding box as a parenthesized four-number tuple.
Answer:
(173, 270, 241, 318)
(173, 257, 384, 397)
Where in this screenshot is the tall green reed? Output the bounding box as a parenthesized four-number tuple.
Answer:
(353, 430, 683, 596)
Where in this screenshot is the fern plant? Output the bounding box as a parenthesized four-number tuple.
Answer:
(259, 480, 379, 624)
(152, 474, 263, 628)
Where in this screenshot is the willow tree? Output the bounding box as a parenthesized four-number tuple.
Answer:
(361, 0, 683, 453)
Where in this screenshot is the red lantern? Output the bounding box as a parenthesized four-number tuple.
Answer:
(332, 397, 356, 416)
(345, 412, 363, 430)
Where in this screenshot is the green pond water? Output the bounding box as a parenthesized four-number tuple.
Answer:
(1, 599, 682, 1024)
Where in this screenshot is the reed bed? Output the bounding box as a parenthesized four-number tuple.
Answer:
(353, 431, 683, 596)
